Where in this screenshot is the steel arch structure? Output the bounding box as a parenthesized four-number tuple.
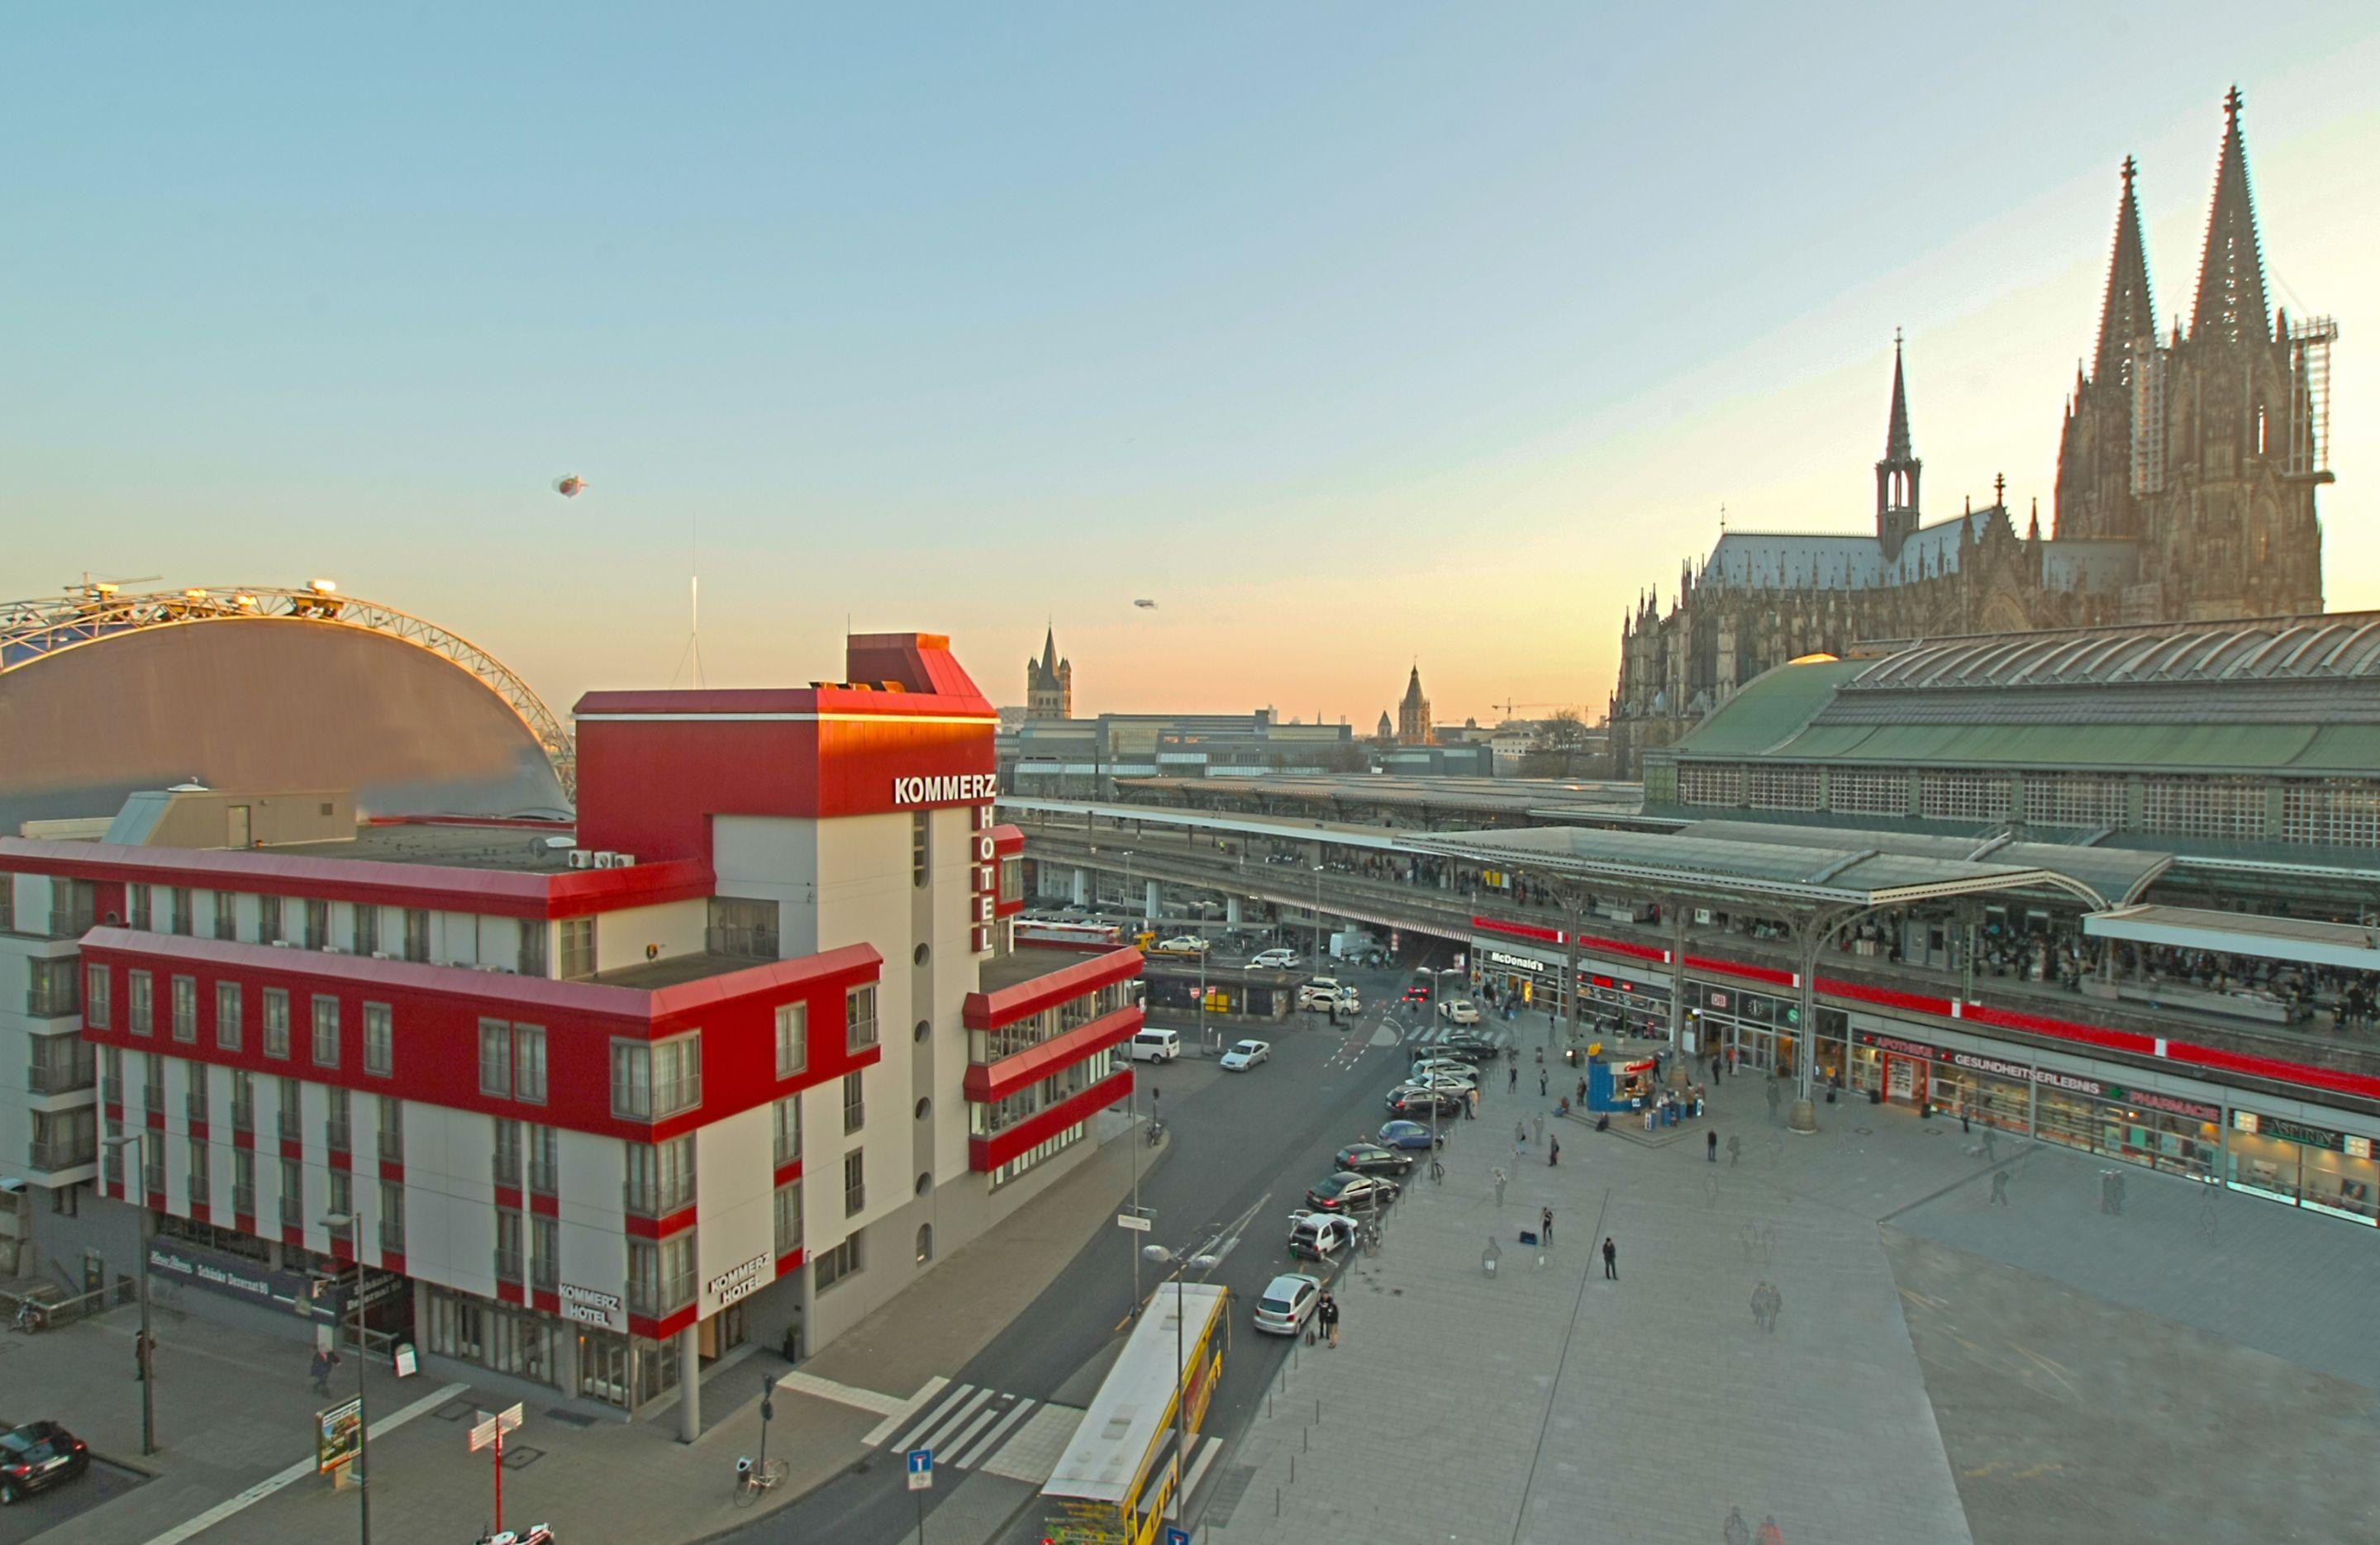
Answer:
(0, 585, 575, 799)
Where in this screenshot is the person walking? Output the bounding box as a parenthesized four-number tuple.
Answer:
(1989, 1168, 2011, 1207)
(1765, 1282, 1783, 1333)
(1749, 1282, 1765, 1330)
(1726, 1134, 1741, 1166)
(1548, 1135, 1560, 1167)
(1318, 1291, 1341, 1348)
(1756, 1514, 1785, 1545)
(1601, 1236, 1617, 1280)
(1531, 1113, 1545, 1145)
(1724, 1505, 1752, 1545)
(135, 1331, 154, 1383)
(1577, 1077, 1587, 1105)
(1466, 1086, 1479, 1120)
(1492, 1166, 1508, 1206)
(1540, 1206, 1554, 1243)
(1508, 1064, 1518, 1093)
(310, 1345, 339, 1396)
(1706, 1129, 1718, 1162)
(1764, 1078, 1782, 1119)
(1538, 1071, 1548, 1096)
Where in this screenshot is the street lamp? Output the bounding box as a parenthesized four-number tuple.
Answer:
(1140, 1245, 1220, 1522)
(98, 1132, 155, 1456)
(319, 1209, 373, 1545)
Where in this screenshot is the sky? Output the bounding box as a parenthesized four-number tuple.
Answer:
(7, 3, 2379, 730)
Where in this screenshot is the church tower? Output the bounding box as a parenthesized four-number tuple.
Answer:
(1396, 666, 1433, 746)
(2054, 154, 2157, 544)
(1874, 334, 1921, 561)
(1025, 627, 1073, 720)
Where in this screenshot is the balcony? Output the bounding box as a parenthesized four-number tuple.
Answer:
(25, 981, 81, 1020)
(627, 1272, 695, 1319)
(326, 1120, 352, 1155)
(27, 1054, 97, 1097)
(531, 1253, 557, 1291)
(278, 1108, 302, 1145)
(528, 1158, 557, 1197)
(29, 1137, 98, 1172)
(378, 1127, 405, 1165)
(496, 1248, 525, 1284)
(231, 1185, 256, 1217)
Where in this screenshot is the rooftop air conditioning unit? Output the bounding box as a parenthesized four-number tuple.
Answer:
(370, 952, 397, 961)
(321, 945, 348, 954)
(593, 852, 621, 869)
(567, 849, 596, 870)
(269, 939, 294, 948)
(611, 853, 636, 868)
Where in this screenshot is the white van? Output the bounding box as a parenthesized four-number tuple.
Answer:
(1130, 1028, 1181, 1062)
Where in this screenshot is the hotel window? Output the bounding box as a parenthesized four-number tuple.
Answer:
(188, 1136, 210, 1204)
(773, 1095, 802, 1167)
(215, 981, 243, 1051)
(353, 906, 381, 958)
(264, 988, 291, 1058)
(402, 908, 431, 963)
(29, 957, 80, 1018)
(776, 1003, 808, 1077)
(84, 963, 111, 1029)
(379, 1181, 405, 1254)
(845, 985, 878, 1053)
(516, 1026, 547, 1104)
(311, 995, 341, 1068)
(171, 975, 198, 1043)
(326, 1086, 351, 1153)
(232, 1148, 255, 1216)
(129, 884, 153, 930)
(558, 915, 597, 981)
(531, 1215, 559, 1290)
(363, 1002, 393, 1077)
(842, 1072, 864, 1135)
(326, 1168, 351, 1219)
(624, 1134, 696, 1217)
(128, 970, 154, 1035)
(842, 1148, 865, 1216)
(516, 922, 548, 979)
(493, 1120, 522, 1188)
(279, 1158, 303, 1227)
(102, 1047, 122, 1105)
(528, 1124, 558, 1196)
(231, 1070, 255, 1133)
(774, 1182, 803, 1257)
(169, 887, 193, 936)
(707, 897, 777, 960)
(278, 1077, 302, 1143)
(611, 1034, 701, 1121)
(302, 899, 329, 950)
(627, 1234, 695, 1316)
(496, 1210, 525, 1283)
(51, 877, 97, 935)
(912, 812, 929, 887)
(143, 1133, 165, 1195)
(212, 892, 237, 941)
(479, 1019, 513, 1097)
(259, 895, 283, 944)
(813, 1234, 862, 1292)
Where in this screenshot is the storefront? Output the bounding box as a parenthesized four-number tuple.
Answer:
(1925, 1049, 2035, 1134)
(2225, 1112, 2380, 1225)
(1579, 971, 1670, 1039)
(424, 1284, 562, 1388)
(1689, 983, 1808, 1075)
(1851, 1030, 1938, 1105)
(2039, 1084, 2221, 1182)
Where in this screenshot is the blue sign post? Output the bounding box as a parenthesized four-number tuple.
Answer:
(907, 1448, 934, 1543)
(1165, 1526, 1193, 1545)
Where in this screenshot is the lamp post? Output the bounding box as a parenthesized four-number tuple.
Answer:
(1140, 1245, 1220, 1522)
(319, 1209, 373, 1545)
(98, 1132, 155, 1456)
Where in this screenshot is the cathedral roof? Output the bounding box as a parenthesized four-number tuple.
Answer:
(1702, 507, 2005, 592)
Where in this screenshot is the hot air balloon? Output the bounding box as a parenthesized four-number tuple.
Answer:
(555, 475, 589, 498)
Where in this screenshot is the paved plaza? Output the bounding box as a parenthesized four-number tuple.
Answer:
(1199, 1070, 2380, 1545)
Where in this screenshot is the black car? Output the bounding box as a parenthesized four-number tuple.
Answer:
(1305, 1170, 1401, 1212)
(0, 1420, 90, 1505)
(1437, 1034, 1501, 1061)
(1384, 1087, 1464, 1119)
(1335, 1142, 1416, 1177)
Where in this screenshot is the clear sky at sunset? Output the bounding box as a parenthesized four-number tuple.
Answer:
(7, 4, 2378, 729)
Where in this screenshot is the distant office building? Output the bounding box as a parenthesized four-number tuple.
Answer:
(1002, 711, 1359, 799)
(1396, 667, 1433, 746)
(1025, 627, 1073, 720)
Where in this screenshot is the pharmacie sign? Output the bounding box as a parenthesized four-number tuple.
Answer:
(2102, 1086, 2221, 1124)
(1946, 1051, 2103, 1097)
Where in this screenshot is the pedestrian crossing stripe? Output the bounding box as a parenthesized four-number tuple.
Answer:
(878, 1381, 1045, 1471)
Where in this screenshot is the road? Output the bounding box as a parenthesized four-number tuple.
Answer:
(723, 947, 1530, 1544)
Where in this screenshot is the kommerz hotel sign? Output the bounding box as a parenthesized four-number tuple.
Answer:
(892, 774, 997, 806)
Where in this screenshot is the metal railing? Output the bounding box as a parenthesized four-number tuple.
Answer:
(378, 1127, 404, 1164)
(231, 1185, 256, 1216)
(26, 1056, 96, 1096)
(495, 1248, 525, 1284)
(0, 1279, 134, 1329)
(28, 1137, 97, 1171)
(626, 1272, 695, 1318)
(325, 1120, 351, 1154)
(278, 1108, 302, 1143)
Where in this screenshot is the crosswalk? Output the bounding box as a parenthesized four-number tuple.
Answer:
(1401, 1020, 1516, 1050)
(868, 1377, 1074, 1475)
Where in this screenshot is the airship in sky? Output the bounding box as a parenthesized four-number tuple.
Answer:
(555, 474, 589, 498)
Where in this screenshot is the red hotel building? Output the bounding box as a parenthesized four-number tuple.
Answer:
(0, 633, 1142, 1427)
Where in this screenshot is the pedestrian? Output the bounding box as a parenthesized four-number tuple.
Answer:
(1466, 1086, 1479, 1120)
(1990, 1169, 2010, 1207)
(1764, 1079, 1782, 1118)
(1726, 1134, 1741, 1166)
(1541, 1206, 1554, 1243)
(1728, 1045, 1739, 1075)
(1756, 1514, 1785, 1545)
(1509, 1065, 1518, 1093)
(1983, 1129, 1999, 1162)
(1532, 1113, 1545, 1144)
(135, 1331, 154, 1382)
(1601, 1236, 1617, 1280)
(1319, 1291, 1341, 1348)
(1515, 1120, 1527, 1148)
(1492, 1166, 1508, 1206)
(310, 1345, 337, 1395)
(1549, 1136, 1560, 1167)
(1707, 1129, 1718, 1162)
(1538, 1072, 1548, 1096)
(1749, 1283, 1764, 1330)
(1960, 1109, 1972, 1134)
(1766, 1283, 1783, 1332)
(1725, 1505, 1752, 1545)
(1577, 1077, 1587, 1105)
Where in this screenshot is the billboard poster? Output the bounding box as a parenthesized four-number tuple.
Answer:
(317, 1397, 363, 1474)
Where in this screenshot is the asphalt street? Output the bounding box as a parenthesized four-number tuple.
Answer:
(725, 945, 1521, 1545)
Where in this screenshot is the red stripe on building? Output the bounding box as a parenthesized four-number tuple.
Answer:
(969, 1067, 1133, 1172)
(964, 1006, 1143, 1104)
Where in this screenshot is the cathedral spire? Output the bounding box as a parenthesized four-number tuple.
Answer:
(1875, 331, 1922, 560)
(1885, 329, 1913, 460)
(2191, 85, 2272, 347)
(1040, 625, 1059, 675)
(2093, 155, 2157, 381)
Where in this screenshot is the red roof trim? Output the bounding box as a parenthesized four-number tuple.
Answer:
(969, 1067, 1133, 1172)
(963, 946, 1142, 1030)
(964, 1006, 1142, 1103)
(991, 825, 1026, 854)
(573, 687, 993, 720)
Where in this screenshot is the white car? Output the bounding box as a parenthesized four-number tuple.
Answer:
(1219, 1039, 1271, 1071)
(1437, 999, 1482, 1025)
(1253, 1272, 1323, 1334)
(1247, 948, 1300, 971)
(1404, 1071, 1476, 1094)
(1407, 1057, 1476, 1081)
(1151, 935, 1210, 957)
(1298, 982, 1359, 1013)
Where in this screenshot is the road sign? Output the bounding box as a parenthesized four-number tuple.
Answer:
(906, 1448, 934, 1491)
(468, 1402, 524, 1452)
(1165, 1526, 1192, 1545)
(1117, 1212, 1152, 1233)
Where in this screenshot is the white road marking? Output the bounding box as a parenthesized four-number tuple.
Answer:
(949, 1397, 1037, 1469)
(778, 1368, 910, 1419)
(910, 1385, 995, 1454)
(140, 1381, 469, 1545)
(864, 1375, 951, 1448)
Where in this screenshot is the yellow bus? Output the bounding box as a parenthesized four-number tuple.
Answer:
(1040, 1281, 1229, 1545)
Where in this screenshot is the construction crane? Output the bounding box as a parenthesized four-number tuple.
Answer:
(1490, 699, 1578, 720)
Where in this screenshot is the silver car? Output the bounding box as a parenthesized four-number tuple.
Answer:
(1253, 1272, 1323, 1335)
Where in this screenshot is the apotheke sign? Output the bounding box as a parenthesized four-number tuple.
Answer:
(892, 773, 997, 806)
(707, 1253, 773, 1309)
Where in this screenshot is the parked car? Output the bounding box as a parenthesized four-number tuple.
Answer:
(1437, 1033, 1502, 1061)
(1219, 1039, 1271, 1071)
(1403, 1062, 1477, 1088)
(0, 1421, 90, 1505)
(1286, 1211, 1359, 1263)
(1304, 1171, 1401, 1212)
(1437, 999, 1482, 1025)
(1384, 1086, 1464, 1119)
(1150, 935, 1210, 957)
(1376, 1120, 1436, 1150)
(1335, 1141, 1415, 1177)
(1247, 948, 1300, 970)
(1297, 977, 1343, 1007)
(1253, 1271, 1325, 1333)
(1407, 1056, 1476, 1080)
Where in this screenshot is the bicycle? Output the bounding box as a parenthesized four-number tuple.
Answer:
(1428, 1155, 1445, 1186)
(732, 1457, 788, 1506)
(9, 1300, 48, 1335)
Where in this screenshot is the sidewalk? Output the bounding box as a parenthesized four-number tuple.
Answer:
(0, 1129, 1154, 1545)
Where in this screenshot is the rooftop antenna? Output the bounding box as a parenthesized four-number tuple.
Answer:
(669, 511, 706, 688)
